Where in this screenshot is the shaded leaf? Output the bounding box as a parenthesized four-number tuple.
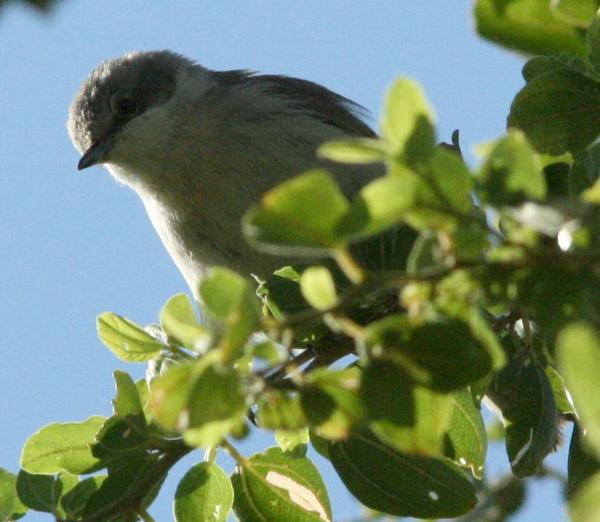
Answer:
(301, 368, 364, 440)
(508, 65, 600, 155)
(367, 316, 494, 392)
(330, 429, 477, 518)
(82, 455, 161, 519)
(361, 362, 452, 455)
(568, 423, 600, 498)
(16, 471, 59, 514)
(488, 357, 558, 477)
(60, 476, 106, 520)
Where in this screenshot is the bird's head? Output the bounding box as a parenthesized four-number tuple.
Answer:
(68, 50, 192, 171)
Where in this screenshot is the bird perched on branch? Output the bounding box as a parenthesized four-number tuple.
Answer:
(68, 50, 380, 295)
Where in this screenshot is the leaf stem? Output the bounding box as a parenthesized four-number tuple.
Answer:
(334, 248, 366, 284)
(220, 438, 247, 465)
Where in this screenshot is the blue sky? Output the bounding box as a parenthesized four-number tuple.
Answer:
(1, 1, 568, 520)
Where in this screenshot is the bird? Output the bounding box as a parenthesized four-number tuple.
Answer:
(68, 50, 385, 296)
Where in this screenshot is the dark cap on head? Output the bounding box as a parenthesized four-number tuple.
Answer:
(67, 50, 192, 164)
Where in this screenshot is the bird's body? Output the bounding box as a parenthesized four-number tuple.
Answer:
(68, 51, 377, 294)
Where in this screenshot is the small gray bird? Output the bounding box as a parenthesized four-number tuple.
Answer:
(68, 50, 378, 295)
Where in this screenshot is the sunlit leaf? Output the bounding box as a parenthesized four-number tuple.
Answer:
(243, 170, 349, 255)
(557, 322, 600, 457)
(474, 0, 588, 57)
(232, 447, 332, 521)
(21, 416, 106, 475)
(0, 468, 26, 520)
(445, 389, 487, 479)
(300, 266, 337, 311)
(174, 462, 233, 522)
(160, 293, 207, 351)
(97, 312, 164, 362)
(381, 78, 436, 164)
(318, 137, 388, 164)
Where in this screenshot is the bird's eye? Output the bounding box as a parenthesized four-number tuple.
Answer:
(110, 94, 138, 119)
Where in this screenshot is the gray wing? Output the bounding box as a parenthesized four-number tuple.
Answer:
(213, 70, 376, 138)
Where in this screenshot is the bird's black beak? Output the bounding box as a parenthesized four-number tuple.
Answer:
(77, 137, 114, 170)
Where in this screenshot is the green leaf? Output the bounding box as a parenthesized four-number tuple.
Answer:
(317, 137, 388, 164)
(422, 147, 474, 212)
(113, 370, 144, 418)
(257, 269, 314, 322)
(381, 78, 436, 164)
(367, 316, 494, 392)
(184, 364, 247, 448)
(330, 429, 477, 518)
(568, 471, 600, 522)
(199, 267, 261, 362)
(406, 230, 443, 275)
(160, 293, 207, 350)
(588, 10, 600, 73)
(231, 447, 332, 522)
(97, 312, 165, 362)
(445, 389, 487, 479)
(174, 462, 233, 522)
(82, 455, 161, 520)
(16, 471, 59, 513)
(568, 423, 600, 498)
(243, 169, 349, 255)
(478, 130, 546, 205)
(60, 476, 105, 520)
(546, 365, 576, 414)
(199, 268, 250, 320)
(336, 172, 417, 240)
(0, 468, 26, 520)
(20, 416, 106, 475)
(557, 322, 600, 457)
(474, 0, 588, 57)
(508, 65, 600, 155)
(556, 0, 598, 27)
(257, 391, 308, 431)
(300, 266, 337, 311)
(91, 416, 149, 461)
(361, 362, 452, 455)
(582, 176, 600, 203)
(275, 429, 310, 454)
(302, 368, 364, 440)
(150, 362, 196, 431)
(488, 357, 558, 477)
